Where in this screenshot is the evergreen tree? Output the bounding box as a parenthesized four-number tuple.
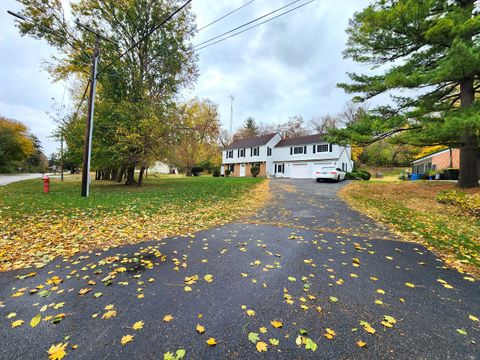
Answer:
(332, 0, 480, 187)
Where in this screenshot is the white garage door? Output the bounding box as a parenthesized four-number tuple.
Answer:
(291, 164, 309, 178)
(312, 162, 333, 176)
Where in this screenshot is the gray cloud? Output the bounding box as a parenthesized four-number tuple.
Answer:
(1, 0, 375, 156)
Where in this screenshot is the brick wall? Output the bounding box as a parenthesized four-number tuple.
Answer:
(432, 149, 460, 170)
(224, 162, 267, 177)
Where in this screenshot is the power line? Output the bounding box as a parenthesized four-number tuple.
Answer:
(195, 0, 316, 51)
(193, 0, 304, 49)
(98, 0, 193, 76)
(197, 0, 256, 32)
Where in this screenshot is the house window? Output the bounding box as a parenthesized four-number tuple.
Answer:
(227, 164, 235, 172)
(275, 164, 284, 173)
(238, 148, 245, 157)
(316, 144, 329, 153)
(226, 150, 233, 159)
(267, 147, 272, 156)
(293, 146, 304, 155)
(251, 147, 260, 156)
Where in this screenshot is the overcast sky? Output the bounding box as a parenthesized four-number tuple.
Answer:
(0, 0, 372, 155)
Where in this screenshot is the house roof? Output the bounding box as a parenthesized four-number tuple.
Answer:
(224, 133, 278, 150)
(412, 148, 454, 164)
(276, 134, 325, 147)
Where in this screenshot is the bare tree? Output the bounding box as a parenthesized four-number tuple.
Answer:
(307, 114, 339, 134)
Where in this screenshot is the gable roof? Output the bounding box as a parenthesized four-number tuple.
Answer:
(276, 134, 325, 147)
(224, 133, 278, 150)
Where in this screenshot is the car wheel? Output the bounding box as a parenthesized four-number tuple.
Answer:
(316, 178, 321, 183)
(337, 176, 340, 182)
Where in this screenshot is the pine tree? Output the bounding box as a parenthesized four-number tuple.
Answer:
(334, 0, 480, 187)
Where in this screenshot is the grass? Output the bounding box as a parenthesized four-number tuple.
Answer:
(0, 175, 268, 271)
(359, 167, 410, 182)
(340, 181, 480, 275)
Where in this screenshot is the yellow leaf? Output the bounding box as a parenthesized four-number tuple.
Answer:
(163, 314, 173, 322)
(196, 324, 205, 333)
(6, 313, 16, 319)
(246, 309, 255, 316)
(184, 286, 192, 292)
(11, 319, 24, 328)
(206, 337, 217, 346)
(204, 274, 213, 283)
(48, 342, 67, 360)
(381, 321, 393, 328)
(104, 304, 114, 310)
(256, 341, 268, 352)
(383, 315, 397, 324)
(405, 282, 415, 288)
(270, 320, 283, 328)
(78, 288, 92, 296)
(121, 334, 134, 345)
(132, 321, 144, 330)
(375, 300, 383, 305)
(102, 310, 117, 319)
(469, 314, 479, 322)
(30, 314, 42, 327)
(259, 327, 267, 334)
(357, 340, 367, 348)
(376, 289, 385, 294)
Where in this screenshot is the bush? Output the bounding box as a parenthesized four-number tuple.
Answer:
(225, 169, 231, 177)
(250, 166, 260, 178)
(345, 171, 371, 180)
(212, 168, 221, 177)
(191, 166, 203, 177)
(444, 168, 459, 180)
(436, 190, 480, 217)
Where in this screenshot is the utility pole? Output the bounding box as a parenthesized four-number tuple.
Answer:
(229, 95, 234, 134)
(81, 36, 100, 197)
(60, 133, 64, 182)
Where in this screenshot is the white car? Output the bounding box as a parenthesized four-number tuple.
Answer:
(315, 166, 346, 182)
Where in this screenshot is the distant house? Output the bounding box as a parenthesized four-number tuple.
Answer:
(412, 148, 459, 174)
(150, 162, 177, 174)
(221, 133, 353, 178)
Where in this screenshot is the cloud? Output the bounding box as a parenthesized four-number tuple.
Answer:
(1, 0, 374, 156)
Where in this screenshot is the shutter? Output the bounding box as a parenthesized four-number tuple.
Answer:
(290, 147, 293, 155)
(250, 148, 252, 156)
(329, 144, 333, 152)
(313, 145, 316, 154)
(304, 146, 307, 154)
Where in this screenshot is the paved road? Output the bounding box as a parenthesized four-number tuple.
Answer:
(0, 180, 478, 359)
(0, 173, 45, 186)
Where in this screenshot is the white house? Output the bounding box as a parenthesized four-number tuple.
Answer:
(222, 133, 353, 179)
(221, 133, 281, 177)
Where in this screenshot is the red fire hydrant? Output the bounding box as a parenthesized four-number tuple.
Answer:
(43, 174, 50, 193)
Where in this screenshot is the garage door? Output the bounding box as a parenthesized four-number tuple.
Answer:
(290, 164, 309, 178)
(312, 162, 333, 175)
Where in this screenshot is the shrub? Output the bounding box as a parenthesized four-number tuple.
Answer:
(436, 190, 480, 217)
(250, 166, 260, 178)
(225, 169, 231, 177)
(345, 172, 360, 180)
(212, 168, 221, 177)
(357, 170, 371, 180)
(191, 166, 203, 177)
(444, 168, 459, 180)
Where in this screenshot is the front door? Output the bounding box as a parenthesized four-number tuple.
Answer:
(240, 163, 246, 177)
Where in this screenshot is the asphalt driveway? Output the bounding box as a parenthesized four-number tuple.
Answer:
(0, 179, 478, 359)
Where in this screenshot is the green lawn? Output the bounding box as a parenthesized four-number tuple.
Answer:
(0, 175, 262, 219)
(0, 175, 267, 271)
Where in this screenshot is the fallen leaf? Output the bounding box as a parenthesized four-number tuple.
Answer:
(204, 274, 213, 283)
(163, 315, 173, 322)
(256, 341, 268, 352)
(270, 320, 283, 328)
(269, 338, 279, 346)
(248, 332, 260, 343)
(469, 314, 479, 322)
(78, 288, 92, 296)
(48, 343, 67, 360)
(121, 334, 134, 345)
(405, 282, 415, 288)
(196, 324, 205, 334)
(357, 340, 367, 348)
(132, 321, 144, 330)
(11, 319, 24, 328)
(30, 314, 42, 328)
(206, 337, 217, 346)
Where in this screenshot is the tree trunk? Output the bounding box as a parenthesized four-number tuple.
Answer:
(457, 77, 478, 188)
(111, 169, 118, 181)
(125, 166, 136, 186)
(116, 166, 126, 183)
(138, 166, 146, 187)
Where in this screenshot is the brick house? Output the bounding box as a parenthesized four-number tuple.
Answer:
(412, 148, 459, 174)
